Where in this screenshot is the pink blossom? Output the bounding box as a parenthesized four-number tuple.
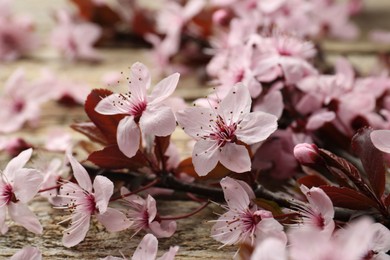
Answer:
(121, 187, 177, 238)
(250, 237, 288, 260)
(293, 143, 320, 166)
(0, 68, 52, 133)
(211, 177, 287, 246)
(0, 0, 39, 61)
(51, 10, 102, 62)
(0, 148, 43, 234)
(371, 130, 390, 153)
(177, 83, 278, 176)
(44, 128, 73, 152)
(297, 185, 335, 234)
(10, 246, 42, 260)
(95, 62, 180, 158)
(58, 152, 132, 247)
(102, 233, 179, 260)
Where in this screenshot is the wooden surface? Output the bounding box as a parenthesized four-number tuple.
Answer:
(1, 0, 390, 259)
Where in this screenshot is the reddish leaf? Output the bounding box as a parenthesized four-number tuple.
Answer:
(320, 186, 377, 210)
(88, 145, 147, 170)
(84, 89, 125, 144)
(71, 0, 120, 27)
(71, 122, 107, 145)
(351, 127, 386, 198)
(253, 198, 284, 216)
(154, 135, 171, 162)
(297, 175, 329, 188)
(132, 9, 156, 36)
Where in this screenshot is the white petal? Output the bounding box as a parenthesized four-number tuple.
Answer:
(95, 94, 130, 115)
(3, 148, 33, 181)
(371, 130, 390, 153)
(140, 106, 176, 136)
(149, 73, 180, 105)
(93, 176, 114, 214)
(67, 151, 93, 192)
(132, 234, 158, 260)
(96, 207, 132, 232)
(219, 143, 251, 173)
(220, 177, 251, 211)
(13, 169, 43, 203)
(176, 107, 215, 139)
(8, 202, 42, 234)
(236, 111, 278, 145)
(62, 213, 91, 248)
(117, 116, 140, 158)
(218, 83, 251, 124)
(192, 140, 219, 176)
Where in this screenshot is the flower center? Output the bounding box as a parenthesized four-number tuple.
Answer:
(1, 183, 16, 205)
(13, 100, 25, 113)
(209, 116, 237, 146)
(83, 193, 97, 214)
(130, 101, 147, 122)
(240, 209, 262, 233)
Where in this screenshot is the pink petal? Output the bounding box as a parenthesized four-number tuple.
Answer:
(129, 62, 151, 92)
(8, 202, 42, 234)
(192, 140, 219, 176)
(218, 83, 251, 124)
(370, 223, 390, 253)
(146, 195, 158, 223)
(96, 207, 132, 232)
(176, 107, 214, 139)
(236, 111, 278, 144)
(13, 169, 43, 203)
(211, 210, 243, 245)
(62, 213, 91, 247)
(157, 246, 179, 260)
(3, 148, 33, 181)
(335, 57, 354, 87)
(10, 246, 42, 260)
(117, 116, 140, 158)
(220, 177, 250, 211)
(300, 185, 335, 224)
(253, 90, 284, 119)
(93, 176, 114, 214)
(140, 106, 176, 137)
(183, 0, 205, 20)
(371, 130, 390, 153)
(219, 143, 251, 173)
(149, 73, 180, 105)
(250, 238, 287, 260)
(0, 207, 8, 235)
(149, 220, 177, 238)
(132, 234, 158, 260)
(67, 151, 93, 192)
(95, 94, 128, 115)
(306, 111, 335, 130)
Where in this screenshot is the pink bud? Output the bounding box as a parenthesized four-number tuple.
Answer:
(212, 9, 230, 26)
(294, 143, 320, 165)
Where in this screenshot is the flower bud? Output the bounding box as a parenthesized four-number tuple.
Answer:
(294, 143, 320, 166)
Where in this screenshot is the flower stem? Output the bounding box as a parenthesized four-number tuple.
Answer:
(159, 201, 210, 221)
(38, 184, 62, 193)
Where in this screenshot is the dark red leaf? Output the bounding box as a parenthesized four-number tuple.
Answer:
(71, 0, 120, 27)
(320, 185, 377, 210)
(84, 89, 125, 144)
(71, 122, 107, 145)
(176, 157, 231, 180)
(351, 127, 386, 198)
(88, 145, 147, 170)
(154, 135, 171, 162)
(297, 175, 329, 188)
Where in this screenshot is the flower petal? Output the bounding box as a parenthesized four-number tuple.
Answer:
(220, 177, 250, 211)
(95, 94, 129, 115)
(67, 151, 93, 192)
(117, 116, 140, 158)
(300, 185, 334, 226)
(129, 62, 151, 93)
(157, 246, 179, 260)
(3, 148, 33, 180)
(62, 213, 91, 248)
(93, 176, 114, 214)
(13, 169, 43, 203)
(219, 143, 251, 173)
(236, 111, 278, 144)
(149, 220, 177, 238)
(371, 130, 390, 153)
(218, 83, 251, 124)
(250, 238, 287, 260)
(140, 106, 176, 136)
(0, 207, 8, 235)
(8, 202, 42, 234)
(149, 73, 180, 105)
(132, 234, 158, 260)
(96, 207, 132, 232)
(192, 140, 219, 176)
(176, 107, 214, 139)
(10, 246, 42, 260)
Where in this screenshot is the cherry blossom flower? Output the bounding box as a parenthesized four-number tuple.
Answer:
(0, 148, 43, 234)
(58, 152, 132, 247)
(121, 187, 177, 238)
(51, 9, 102, 62)
(297, 185, 335, 234)
(211, 177, 287, 246)
(95, 62, 180, 158)
(0, 0, 39, 61)
(0, 68, 52, 133)
(10, 246, 42, 260)
(177, 83, 278, 176)
(102, 233, 179, 260)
